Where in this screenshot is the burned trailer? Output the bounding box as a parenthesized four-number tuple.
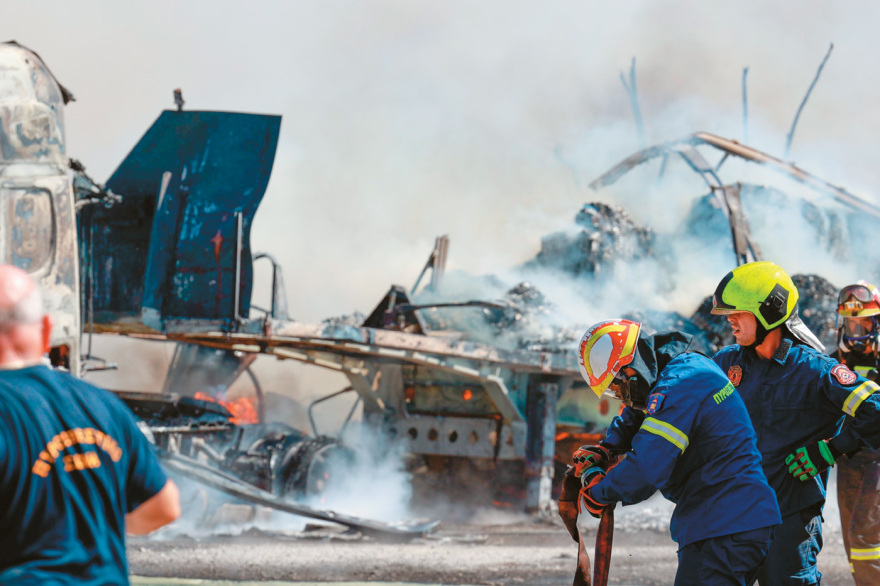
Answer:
(166, 302, 611, 512)
(54, 94, 449, 536)
(62, 87, 616, 512)
(0, 41, 609, 524)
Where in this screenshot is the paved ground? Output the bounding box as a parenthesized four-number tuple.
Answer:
(129, 493, 854, 586)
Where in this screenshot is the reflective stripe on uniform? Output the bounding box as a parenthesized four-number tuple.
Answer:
(642, 417, 689, 453)
(842, 380, 880, 416)
(850, 546, 880, 561)
(854, 365, 874, 376)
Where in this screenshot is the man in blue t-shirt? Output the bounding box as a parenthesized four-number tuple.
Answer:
(0, 265, 180, 584)
(559, 319, 780, 585)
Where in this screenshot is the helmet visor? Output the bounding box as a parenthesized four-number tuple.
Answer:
(602, 370, 632, 405)
(839, 284, 875, 305)
(843, 316, 876, 340)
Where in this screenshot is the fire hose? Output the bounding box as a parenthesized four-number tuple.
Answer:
(571, 462, 615, 586)
(573, 507, 614, 586)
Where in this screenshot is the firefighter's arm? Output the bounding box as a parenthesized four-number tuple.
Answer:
(125, 479, 180, 535)
(822, 364, 880, 454)
(602, 406, 645, 454)
(829, 379, 880, 454)
(786, 365, 880, 480)
(593, 393, 693, 506)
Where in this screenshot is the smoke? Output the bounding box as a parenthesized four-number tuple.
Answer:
(304, 424, 415, 523)
(9, 2, 880, 327)
(155, 476, 310, 539)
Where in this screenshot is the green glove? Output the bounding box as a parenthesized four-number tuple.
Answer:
(785, 440, 841, 481)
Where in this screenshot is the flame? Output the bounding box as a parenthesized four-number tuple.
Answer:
(194, 392, 259, 424)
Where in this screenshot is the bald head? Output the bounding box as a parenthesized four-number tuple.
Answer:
(0, 265, 43, 327)
(0, 265, 50, 365)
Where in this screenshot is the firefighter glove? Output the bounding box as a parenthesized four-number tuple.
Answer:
(785, 439, 842, 481)
(579, 466, 613, 519)
(573, 443, 614, 478)
(557, 466, 581, 542)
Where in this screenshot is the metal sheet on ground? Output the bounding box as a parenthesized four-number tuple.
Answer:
(132, 579, 454, 586)
(159, 451, 438, 539)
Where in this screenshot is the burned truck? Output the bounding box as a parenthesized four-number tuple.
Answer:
(0, 42, 425, 536)
(0, 41, 609, 522)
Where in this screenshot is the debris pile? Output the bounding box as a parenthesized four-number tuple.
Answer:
(683, 185, 850, 262)
(341, 197, 847, 358)
(523, 203, 663, 278)
(623, 309, 715, 355)
(480, 282, 580, 353)
(791, 274, 839, 350)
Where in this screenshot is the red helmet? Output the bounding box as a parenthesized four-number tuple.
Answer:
(578, 319, 641, 397)
(837, 282, 880, 317)
(837, 281, 880, 354)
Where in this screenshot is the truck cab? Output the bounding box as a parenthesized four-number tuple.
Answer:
(0, 42, 80, 373)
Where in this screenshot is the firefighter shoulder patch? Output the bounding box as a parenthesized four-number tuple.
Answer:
(727, 365, 742, 387)
(831, 364, 858, 386)
(646, 393, 665, 415)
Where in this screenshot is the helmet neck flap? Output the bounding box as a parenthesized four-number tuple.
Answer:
(624, 330, 693, 409)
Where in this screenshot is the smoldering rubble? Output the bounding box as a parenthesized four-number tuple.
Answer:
(339, 199, 848, 357)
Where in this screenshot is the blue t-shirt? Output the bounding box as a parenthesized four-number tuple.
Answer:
(713, 339, 880, 516)
(0, 366, 168, 584)
(595, 353, 781, 546)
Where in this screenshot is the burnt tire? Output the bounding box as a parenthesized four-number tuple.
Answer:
(272, 436, 355, 500)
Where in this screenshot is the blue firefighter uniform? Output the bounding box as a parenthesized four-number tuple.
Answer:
(714, 338, 880, 585)
(591, 340, 781, 586)
(593, 351, 781, 583)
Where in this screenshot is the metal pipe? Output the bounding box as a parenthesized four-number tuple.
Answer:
(253, 252, 280, 318)
(233, 211, 243, 321)
(307, 386, 354, 437)
(785, 43, 833, 158)
(339, 396, 361, 437)
(742, 67, 749, 144)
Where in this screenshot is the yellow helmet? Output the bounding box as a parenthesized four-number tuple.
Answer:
(577, 319, 641, 397)
(711, 261, 798, 330)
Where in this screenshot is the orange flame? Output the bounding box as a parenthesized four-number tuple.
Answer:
(194, 392, 259, 424)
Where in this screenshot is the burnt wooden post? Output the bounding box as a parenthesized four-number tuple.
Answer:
(525, 379, 558, 513)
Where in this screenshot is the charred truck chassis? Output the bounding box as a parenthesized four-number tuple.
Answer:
(117, 390, 352, 501)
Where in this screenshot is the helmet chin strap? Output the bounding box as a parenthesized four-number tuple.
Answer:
(626, 373, 651, 410)
(746, 320, 770, 349)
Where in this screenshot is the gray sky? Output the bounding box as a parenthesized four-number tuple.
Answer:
(7, 1, 880, 321)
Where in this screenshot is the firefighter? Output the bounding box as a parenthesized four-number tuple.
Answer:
(557, 319, 780, 585)
(832, 281, 880, 584)
(710, 262, 880, 586)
